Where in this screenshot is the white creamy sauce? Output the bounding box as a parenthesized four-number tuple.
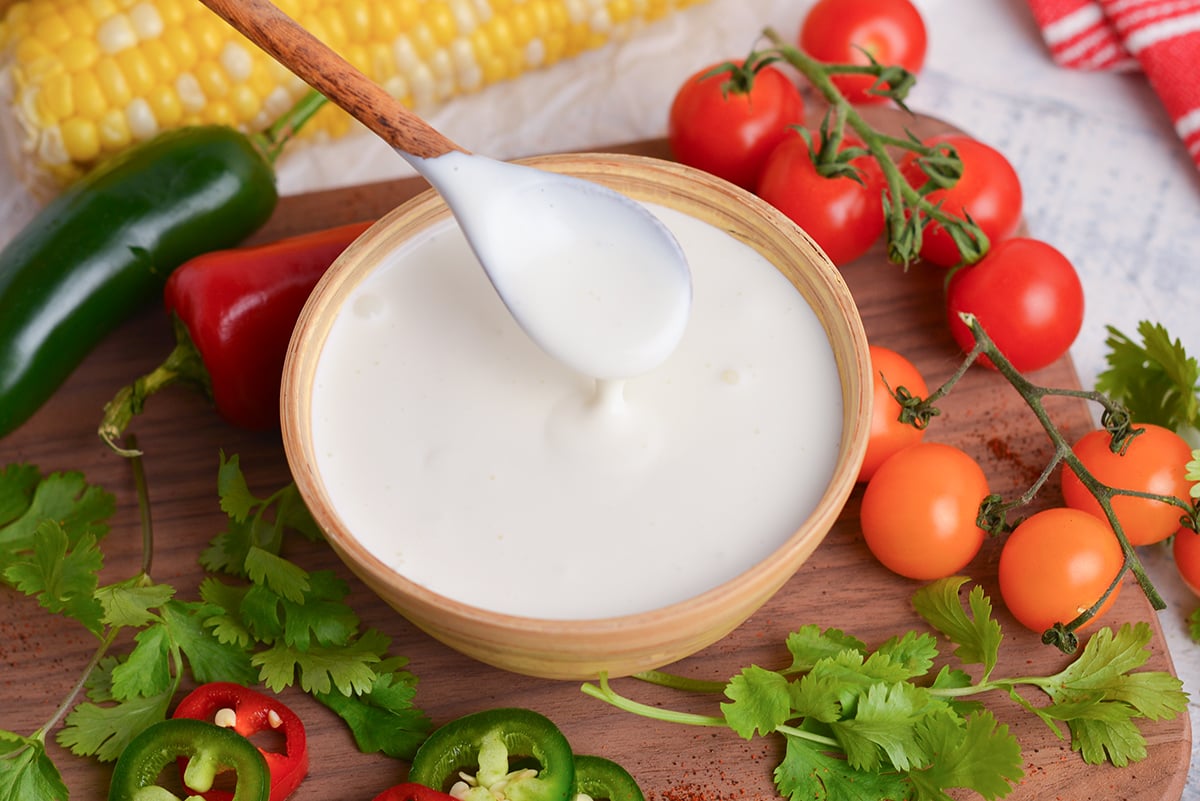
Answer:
(407, 150, 692, 379)
(310, 203, 842, 620)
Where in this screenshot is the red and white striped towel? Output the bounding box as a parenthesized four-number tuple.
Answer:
(1026, 0, 1200, 169)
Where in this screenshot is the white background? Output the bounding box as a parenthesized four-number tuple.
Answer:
(1, 0, 1197, 793)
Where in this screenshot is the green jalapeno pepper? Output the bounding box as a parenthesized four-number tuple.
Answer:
(108, 718, 270, 801)
(571, 755, 645, 801)
(0, 90, 325, 439)
(407, 708, 574, 801)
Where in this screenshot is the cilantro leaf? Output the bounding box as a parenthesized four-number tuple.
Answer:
(253, 628, 390, 695)
(774, 734, 908, 801)
(110, 624, 172, 701)
(1189, 606, 1200, 642)
(1096, 321, 1200, 431)
(244, 545, 310, 603)
(875, 631, 938, 680)
(161, 599, 256, 686)
(721, 665, 793, 738)
(216, 451, 258, 522)
(1031, 623, 1187, 766)
(279, 571, 360, 649)
(784, 625, 867, 673)
(314, 658, 430, 759)
(0, 464, 40, 526)
(198, 577, 253, 647)
(0, 471, 113, 556)
(3, 521, 104, 634)
(0, 732, 68, 801)
(831, 681, 932, 772)
(906, 709, 1022, 801)
(789, 669, 844, 725)
(57, 690, 172, 762)
(912, 577, 1002, 677)
(97, 580, 174, 629)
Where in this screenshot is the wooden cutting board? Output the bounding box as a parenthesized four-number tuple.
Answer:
(0, 118, 1192, 801)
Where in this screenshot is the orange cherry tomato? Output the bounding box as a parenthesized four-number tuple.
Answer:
(858, 345, 928, 483)
(1060, 424, 1192, 546)
(1173, 527, 1200, 596)
(859, 441, 988, 579)
(998, 507, 1124, 633)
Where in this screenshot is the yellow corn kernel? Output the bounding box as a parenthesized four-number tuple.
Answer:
(60, 116, 99, 160)
(2, 0, 710, 188)
(144, 83, 182, 127)
(97, 106, 131, 149)
(38, 71, 75, 120)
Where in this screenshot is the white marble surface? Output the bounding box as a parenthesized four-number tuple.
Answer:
(0, 0, 1196, 793)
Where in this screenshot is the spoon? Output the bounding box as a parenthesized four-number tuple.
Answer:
(198, 0, 692, 381)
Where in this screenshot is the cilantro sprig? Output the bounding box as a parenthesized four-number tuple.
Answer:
(582, 577, 1187, 801)
(1096, 321, 1200, 436)
(0, 452, 429, 799)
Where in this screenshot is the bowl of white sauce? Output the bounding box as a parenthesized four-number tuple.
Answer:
(280, 152, 872, 679)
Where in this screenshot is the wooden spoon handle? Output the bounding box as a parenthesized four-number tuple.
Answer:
(198, 0, 462, 159)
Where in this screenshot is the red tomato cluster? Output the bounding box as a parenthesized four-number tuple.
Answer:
(666, 0, 1085, 374)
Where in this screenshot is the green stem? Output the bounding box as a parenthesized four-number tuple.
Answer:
(253, 89, 328, 165)
(580, 677, 726, 728)
(955, 315, 1165, 646)
(5, 447, 157, 759)
(759, 28, 989, 267)
(633, 670, 728, 694)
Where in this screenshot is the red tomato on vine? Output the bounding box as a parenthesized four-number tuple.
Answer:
(903, 133, 1024, 267)
(945, 237, 1084, 373)
(1173, 528, 1200, 596)
(798, 0, 927, 104)
(859, 441, 987, 579)
(667, 57, 805, 190)
(998, 507, 1124, 633)
(756, 130, 886, 266)
(858, 345, 929, 483)
(1060, 424, 1193, 546)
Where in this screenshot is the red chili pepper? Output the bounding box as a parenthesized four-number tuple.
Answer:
(371, 783, 458, 801)
(172, 682, 309, 801)
(99, 220, 373, 452)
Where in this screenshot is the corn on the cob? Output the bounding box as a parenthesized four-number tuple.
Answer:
(0, 0, 706, 189)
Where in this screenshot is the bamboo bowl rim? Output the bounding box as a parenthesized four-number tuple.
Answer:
(280, 152, 872, 679)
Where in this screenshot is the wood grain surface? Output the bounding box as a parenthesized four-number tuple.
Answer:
(0, 125, 1191, 800)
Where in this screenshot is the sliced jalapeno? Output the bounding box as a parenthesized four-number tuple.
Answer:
(108, 718, 269, 801)
(408, 708, 574, 801)
(571, 755, 645, 801)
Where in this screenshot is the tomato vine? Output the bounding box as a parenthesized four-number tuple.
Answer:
(902, 313, 1200, 653)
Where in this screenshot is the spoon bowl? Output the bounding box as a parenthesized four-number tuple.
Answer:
(199, 0, 692, 379)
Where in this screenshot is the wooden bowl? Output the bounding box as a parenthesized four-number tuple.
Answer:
(280, 153, 872, 680)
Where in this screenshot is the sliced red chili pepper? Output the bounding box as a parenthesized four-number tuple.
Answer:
(371, 782, 458, 801)
(172, 682, 309, 801)
(99, 220, 373, 451)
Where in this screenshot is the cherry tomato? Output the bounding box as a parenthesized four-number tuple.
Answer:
(1060, 424, 1193, 546)
(667, 59, 805, 190)
(902, 134, 1024, 267)
(945, 237, 1084, 373)
(858, 345, 929, 483)
(756, 130, 886, 266)
(998, 507, 1123, 633)
(1173, 528, 1200, 596)
(859, 442, 988, 579)
(798, 0, 927, 104)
